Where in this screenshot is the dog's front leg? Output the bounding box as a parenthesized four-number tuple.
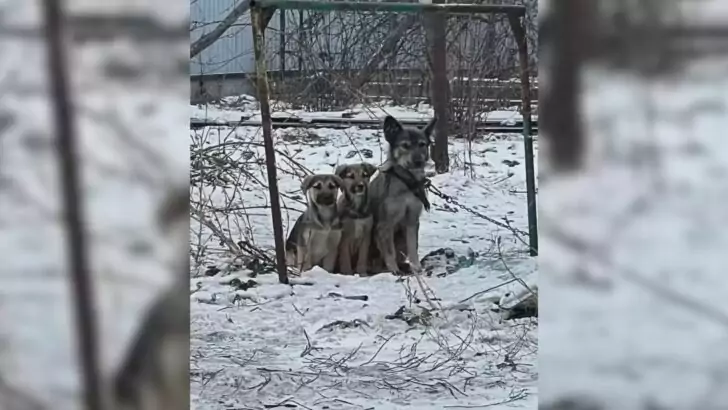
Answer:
(322, 230, 342, 273)
(355, 224, 372, 275)
(375, 225, 399, 274)
(338, 233, 353, 275)
(298, 244, 312, 272)
(404, 223, 421, 272)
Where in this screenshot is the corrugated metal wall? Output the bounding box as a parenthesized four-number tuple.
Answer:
(189, 0, 427, 76)
(191, 0, 284, 75)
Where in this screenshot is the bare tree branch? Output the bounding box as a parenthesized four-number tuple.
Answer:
(190, 0, 251, 59)
(350, 14, 418, 90)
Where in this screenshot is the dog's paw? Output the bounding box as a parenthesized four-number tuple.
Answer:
(409, 262, 422, 272)
(392, 263, 414, 277)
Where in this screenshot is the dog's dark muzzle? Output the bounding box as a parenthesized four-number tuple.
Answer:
(316, 193, 336, 206)
(352, 182, 367, 194)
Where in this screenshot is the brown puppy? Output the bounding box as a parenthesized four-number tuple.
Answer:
(285, 174, 343, 272)
(335, 162, 377, 275)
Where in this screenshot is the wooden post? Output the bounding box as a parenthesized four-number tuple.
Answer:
(507, 14, 538, 256)
(538, 0, 586, 172)
(298, 10, 304, 71)
(279, 9, 286, 74)
(252, 6, 289, 284)
(428, 5, 450, 174)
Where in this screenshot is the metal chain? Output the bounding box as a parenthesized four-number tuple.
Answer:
(425, 180, 529, 238)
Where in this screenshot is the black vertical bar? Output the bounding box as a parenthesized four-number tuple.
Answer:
(298, 10, 304, 71)
(252, 6, 290, 284)
(279, 9, 286, 74)
(508, 14, 538, 256)
(40, 0, 104, 409)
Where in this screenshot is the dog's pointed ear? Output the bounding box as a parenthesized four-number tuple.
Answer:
(363, 162, 377, 177)
(332, 175, 344, 189)
(301, 175, 315, 193)
(334, 164, 348, 178)
(383, 115, 403, 143)
(423, 116, 437, 141)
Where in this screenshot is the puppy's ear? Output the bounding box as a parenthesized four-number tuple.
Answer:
(423, 116, 437, 142)
(334, 164, 348, 178)
(362, 162, 377, 177)
(383, 115, 403, 144)
(332, 175, 344, 189)
(301, 175, 315, 193)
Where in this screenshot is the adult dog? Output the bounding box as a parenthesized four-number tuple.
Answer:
(335, 162, 377, 275)
(285, 173, 343, 272)
(369, 115, 436, 275)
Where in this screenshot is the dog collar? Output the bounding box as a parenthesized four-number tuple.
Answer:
(384, 166, 431, 211)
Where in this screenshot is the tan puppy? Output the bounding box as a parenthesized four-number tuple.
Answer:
(335, 162, 377, 275)
(285, 174, 343, 272)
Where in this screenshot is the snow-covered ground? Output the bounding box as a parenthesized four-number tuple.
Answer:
(0, 6, 188, 406)
(540, 61, 728, 409)
(191, 97, 537, 126)
(190, 101, 539, 409)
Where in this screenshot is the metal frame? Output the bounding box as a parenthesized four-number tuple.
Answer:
(254, 0, 525, 14)
(250, 0, 538, 283)
(42, 1, 104, 409)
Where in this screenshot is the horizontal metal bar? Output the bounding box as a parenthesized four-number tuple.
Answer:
(251, 0, 525, 15)
(190, 118, 538, 134)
